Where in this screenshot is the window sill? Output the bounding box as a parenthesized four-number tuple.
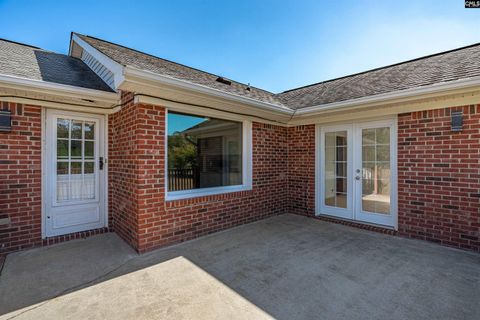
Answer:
(166, 184, 252, 201)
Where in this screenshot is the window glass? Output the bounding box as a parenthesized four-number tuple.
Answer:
(56, 118, 96, 202)
(167, 112, 242, 192)
(324, 131, 348, 208)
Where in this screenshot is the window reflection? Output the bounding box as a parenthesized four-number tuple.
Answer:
(167, 112, 243, 192)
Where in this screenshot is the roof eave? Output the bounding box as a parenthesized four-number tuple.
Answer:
(0, 73, 120, 104)
(122, 65, 293, 116)
(295, 76, 480, 116)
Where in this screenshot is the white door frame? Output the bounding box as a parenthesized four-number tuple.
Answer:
(315, 117, 398, 229)
(42, 109, 108, 238)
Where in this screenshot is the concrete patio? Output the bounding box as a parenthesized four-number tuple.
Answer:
(0, 214, 479, 320)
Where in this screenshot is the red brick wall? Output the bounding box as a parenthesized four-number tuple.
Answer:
(398, 105, 480, 251)
(287, 108, 480, 252)
(0, 102, 42, 254)
(2, 97, 478, 254)
(108, 92, 141, 249)
(108, 98, 288, 252)
(287, 125, 316, 216)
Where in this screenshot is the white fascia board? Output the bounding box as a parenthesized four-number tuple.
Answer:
(0, 73, 119, 103)
(123, 65, 294, 115)
(71, 34, 125, 89)
(295, 76, 480, 116)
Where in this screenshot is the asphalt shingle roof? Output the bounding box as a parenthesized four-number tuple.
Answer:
(276, 43, 480, 109)
(76, 34, 286, 107)
(0, 39, 114, 92)
(3, 34, 480, 110)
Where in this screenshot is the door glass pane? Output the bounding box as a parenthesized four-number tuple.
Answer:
(57, 140, 69, 159)
(71, 121, 82, 139)
(324, 131, 348, 208)
(56, 162, 69, 201)
(84, 141, 94, 159)
(55, 118, 96, 202)
(57, 119, 70, 139)
(70, 162, 82, 200)
(83, 162, 95, 199)
(84, 122, 95, 140)
(70, 140, 82, 159)
(361, 127, 391, 214)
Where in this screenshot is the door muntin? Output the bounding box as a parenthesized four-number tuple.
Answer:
(54, 117, 100, 206)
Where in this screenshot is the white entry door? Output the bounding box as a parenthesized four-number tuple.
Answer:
(45, 110, 106, 237)
(318, 119, 397, 228)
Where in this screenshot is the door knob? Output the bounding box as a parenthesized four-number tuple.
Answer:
(355, 176, 361, 180)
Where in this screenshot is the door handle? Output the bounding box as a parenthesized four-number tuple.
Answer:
(355, 176, 361, 180)
(99, 157, 104, 170)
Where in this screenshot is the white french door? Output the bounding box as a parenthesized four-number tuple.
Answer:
(44, 110, 106, 237)
(318, 119, 397, 228)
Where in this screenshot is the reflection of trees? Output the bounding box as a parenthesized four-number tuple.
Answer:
(168, 133, 198, 169)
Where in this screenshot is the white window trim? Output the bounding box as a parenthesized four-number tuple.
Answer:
(165, 109, 253, 201)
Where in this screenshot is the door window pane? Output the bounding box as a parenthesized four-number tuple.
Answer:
(70, 140, 82, 159)
(84, 141, 94, 159)
(324, 131, 348, 208)
(83, 162, 95, 199)
(57, 162, 69, 201)
(84, 122, 95, 140)
(167, 112, 242, 192)
(71, 121, 82, 139)
(55, 118, 96, 202)
(57, 119, 70, 139)
(361, 127, 391, 214)
(57, 140, 69, 159)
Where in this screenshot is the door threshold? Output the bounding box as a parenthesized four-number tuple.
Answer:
(315, 213, 397, 233)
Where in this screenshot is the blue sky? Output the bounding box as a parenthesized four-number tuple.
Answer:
(0, 0, 479, 92)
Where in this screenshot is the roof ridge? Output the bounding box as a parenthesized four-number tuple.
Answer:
(0, 38, 43, 50)
(74, 33, 276, 95)
(280, 41, 480, 94)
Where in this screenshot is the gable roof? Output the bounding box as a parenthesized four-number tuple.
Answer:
(276, 43, 480, 109)
(2, 33, 480, 112)
(0, 38, 114, 92)
(74, 33, 285, 107)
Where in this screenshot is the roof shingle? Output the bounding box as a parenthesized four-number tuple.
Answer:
(276, 43, 480, 109)
(76, 34, 285, 107)
(0, 39, 114, 92)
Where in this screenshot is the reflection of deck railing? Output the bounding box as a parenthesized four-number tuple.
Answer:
(168, 168, 199, 191)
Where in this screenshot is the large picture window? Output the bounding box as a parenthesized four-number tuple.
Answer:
(167, 111, 246, 197)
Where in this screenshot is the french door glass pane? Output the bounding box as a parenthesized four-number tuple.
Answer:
(56, 118, 96, 202)
(361, 127, 390, 214)
(324, 131, 348, 208)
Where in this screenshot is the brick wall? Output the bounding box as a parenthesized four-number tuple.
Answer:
(109, 97, 288, 252)
(150, 122, 288, 252)
(398, 105, 480, 251)
(287, 125, 316, 216)
(287, 107, 480, 252)
(0, 102, 42, 254)
(108, 92, 141, 248)
(2, 97, 478, 254)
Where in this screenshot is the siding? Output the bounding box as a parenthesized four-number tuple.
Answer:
(81, 50, 115, 89)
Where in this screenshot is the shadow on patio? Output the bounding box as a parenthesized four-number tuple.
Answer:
(1, 214, 479, 320)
